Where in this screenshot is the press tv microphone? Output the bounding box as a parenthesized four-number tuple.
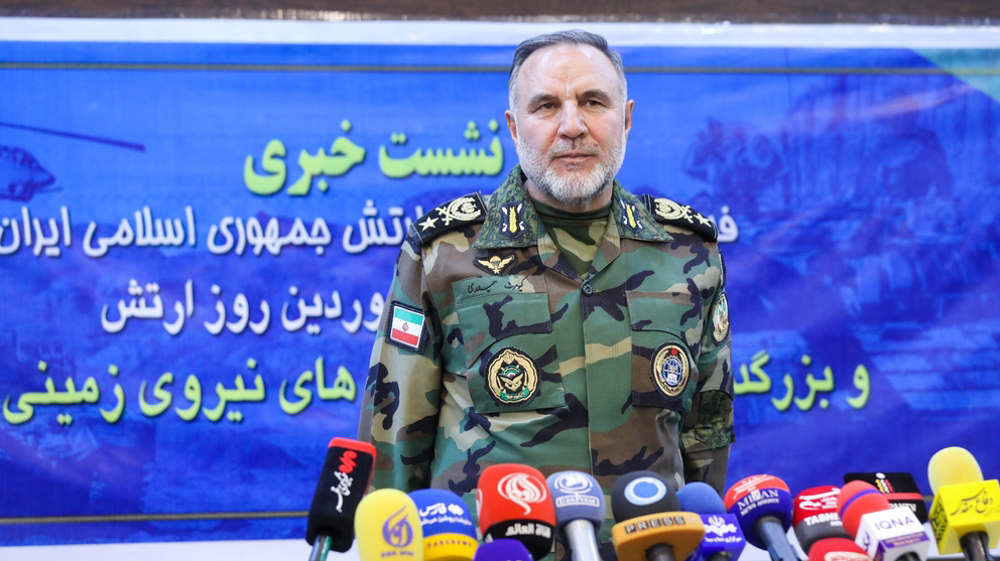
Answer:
(927, 447, 1000, 561)
(306, 437, 376, 560)
(793, 486, 851, 555)
(837, 480, 929, 561)
(610, 471, 705, 561)
(546, 470, 605, 561)
(724, 474, 800, 561)
(678, 481, 746, 561)
(355, 488, 424, 561)
(843, 473, 928, 524)
(473, 539, 535, 561)
(411, 488, 478, 561)
(477, 463, 556, 560)
(807, 537, 873, 561)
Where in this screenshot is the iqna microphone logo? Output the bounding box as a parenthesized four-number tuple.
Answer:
(498, 473, 547, 515)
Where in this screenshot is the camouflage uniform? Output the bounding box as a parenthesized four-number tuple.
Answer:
(358, 166, 734, 543)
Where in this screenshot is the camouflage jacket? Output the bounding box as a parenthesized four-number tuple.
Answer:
(358, 166, 734, 539)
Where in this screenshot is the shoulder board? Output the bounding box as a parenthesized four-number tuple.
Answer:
(642, 194, 718, 243)
(411, 192, 488, 245)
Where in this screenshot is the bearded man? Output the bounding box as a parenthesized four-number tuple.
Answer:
(358, 29, 734, 554)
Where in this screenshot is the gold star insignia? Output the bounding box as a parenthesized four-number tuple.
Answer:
(419, 216, 439, 231)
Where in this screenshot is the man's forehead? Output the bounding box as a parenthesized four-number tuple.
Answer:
(516, 43, 619, 92)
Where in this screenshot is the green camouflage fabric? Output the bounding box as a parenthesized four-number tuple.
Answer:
(358, 165, 735, 545)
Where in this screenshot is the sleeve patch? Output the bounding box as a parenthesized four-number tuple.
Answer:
(385, 302, 426, 352)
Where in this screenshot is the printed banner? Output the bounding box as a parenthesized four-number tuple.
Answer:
(1, 32, 998, 545)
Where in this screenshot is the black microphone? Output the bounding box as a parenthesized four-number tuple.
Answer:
(610, 471, 705, 561)
(306, 437, 377, 561)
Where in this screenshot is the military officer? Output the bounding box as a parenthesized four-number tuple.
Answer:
(358, 29, 734, 551)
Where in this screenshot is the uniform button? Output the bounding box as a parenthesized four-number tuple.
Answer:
(581, 283, 593, 296)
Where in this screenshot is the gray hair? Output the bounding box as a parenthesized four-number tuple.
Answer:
(508, 29, 628, 114)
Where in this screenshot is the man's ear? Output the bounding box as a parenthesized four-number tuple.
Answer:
(624, 99, 634, 138)
(505, 109, 518, 143)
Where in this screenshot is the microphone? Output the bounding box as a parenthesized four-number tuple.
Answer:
(837, 480, 929, 561)
(793, 486, 850, 555)
(927, 447, 1000, 561)
(355, 488, 424, 561)
(807, 537, 873, 561)
(477, 463, 556, 560)
(843, 473, 928, 523)
(410, 488, 478, 561)
(546, 470, 605, 561)
(306, 437, 376, 561)
(472, 539, 535, 561)
(610, 470, 706, 561)
(678, 481, 746, 561)
(723, 474, 800, 561)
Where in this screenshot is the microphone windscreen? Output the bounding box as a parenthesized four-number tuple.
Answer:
(837, 481, 890, 538)
(477, 463, 555, 560)
(411, 488, 477, 539)
(843, 473, 928, 524)
(411, 488, 478, 561)
(472, 539, 534, 561)
(546, 470, 606, 533)
(928, 447, 983, 492)
(723, 474, 794, 551)
(678, 481, 726, 514)
(356, 488, 424, 561)
(611, 470, 680, 522)
(306, 437, 376, 551)
(807, 538, 872, 561)
(793, 485, 849, 554)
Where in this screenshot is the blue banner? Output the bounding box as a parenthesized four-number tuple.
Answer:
(1, 34, 998, 546)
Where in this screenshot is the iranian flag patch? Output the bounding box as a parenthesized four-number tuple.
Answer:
(387, 303, 425, 351)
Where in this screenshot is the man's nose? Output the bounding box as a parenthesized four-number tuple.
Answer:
(558, 103, 587, 139)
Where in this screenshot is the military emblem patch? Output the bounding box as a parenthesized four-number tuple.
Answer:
(712, 293, 730, 343)
(619, 199, 644, 232)
(650, 343, 691, 398)
(500, 203, 525, 239)
(475, 253, 516, 276)
(486, 347, 539, 406)
(386, 302, 425, 352)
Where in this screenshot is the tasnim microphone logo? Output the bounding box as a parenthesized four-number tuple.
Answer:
(383, 506, 415, 549)
(498, 473, 547, 515)
(796, 488, 839, 511)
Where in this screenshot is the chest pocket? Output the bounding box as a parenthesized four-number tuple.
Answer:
(453, 276, 565, 415)
(626, 291, 702, 412)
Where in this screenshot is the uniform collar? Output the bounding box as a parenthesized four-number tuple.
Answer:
(474, 165, 671, 249)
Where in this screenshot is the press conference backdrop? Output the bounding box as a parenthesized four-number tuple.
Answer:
(1, 18, 999, 554)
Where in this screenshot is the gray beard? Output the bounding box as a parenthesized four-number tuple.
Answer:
(516, 128, 627, 208)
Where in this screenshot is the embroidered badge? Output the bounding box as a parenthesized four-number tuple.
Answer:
(650, 343, 691, 398)
(500, 203, 525, 239)
(475, 254, 516, 276)
(620, 199, 644, 232)
(712, 293, 730, 343)
(386, 302, 425, 352)
(438, 196, 483, 226)
(486, 347, 539, 406)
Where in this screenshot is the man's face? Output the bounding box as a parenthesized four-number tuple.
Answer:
(506, 43, 633, 212)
